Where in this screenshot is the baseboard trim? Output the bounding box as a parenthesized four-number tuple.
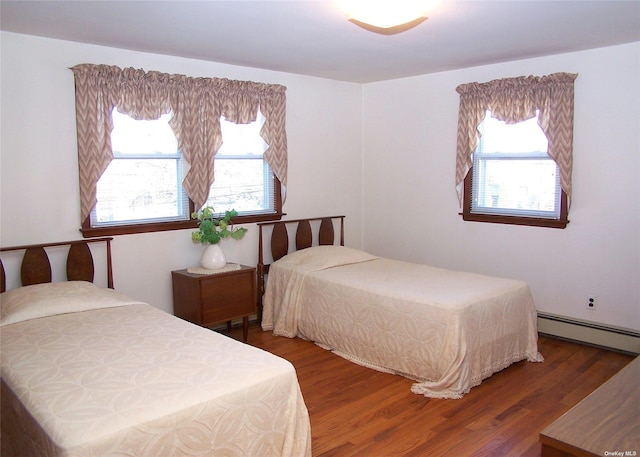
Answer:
(538, 312, 640, 355)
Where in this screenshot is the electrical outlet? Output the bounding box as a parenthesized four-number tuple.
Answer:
(587, 297, 596, 310)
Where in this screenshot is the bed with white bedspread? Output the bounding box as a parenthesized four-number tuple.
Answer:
(258, 217, 543, 399)
(1, 239, 311, 457)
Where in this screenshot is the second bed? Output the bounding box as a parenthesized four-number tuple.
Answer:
(259, 217, 543, 399)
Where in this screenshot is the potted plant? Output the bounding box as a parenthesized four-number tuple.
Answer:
(192, 207, 247, 269)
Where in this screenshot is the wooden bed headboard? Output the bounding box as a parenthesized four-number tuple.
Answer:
(256, 216, 344, 322)
(0, 238, 114, 293)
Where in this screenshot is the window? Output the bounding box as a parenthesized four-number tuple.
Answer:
(467, 111, 564, 224)
(82, 109, 282, 237)
(455, 73, 576, 229)
(203, 111, 278, 217)
(72, 64, 287, 238)
(91, 110, 190, 227)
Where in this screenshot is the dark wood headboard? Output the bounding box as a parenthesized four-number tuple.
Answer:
(256, 216, 344, 322)
(0, 238, 114, 293)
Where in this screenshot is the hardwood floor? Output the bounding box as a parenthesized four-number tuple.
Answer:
(225, 323, 634, 457)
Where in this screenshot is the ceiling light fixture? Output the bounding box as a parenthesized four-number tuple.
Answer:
(337, 0, 439, 35)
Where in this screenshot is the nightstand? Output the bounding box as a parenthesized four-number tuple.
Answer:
(171, 265, 256, 342)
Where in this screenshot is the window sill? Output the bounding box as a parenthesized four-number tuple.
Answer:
(460, 212, 568, 229)
(81, 213, 285, 238)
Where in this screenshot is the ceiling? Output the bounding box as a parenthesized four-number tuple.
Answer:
(1, 1, 639, 83)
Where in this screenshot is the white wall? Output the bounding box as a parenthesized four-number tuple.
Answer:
(0, 32, 364, 313)
(3, 32, 638, 332)
(362, 43, 640, 331)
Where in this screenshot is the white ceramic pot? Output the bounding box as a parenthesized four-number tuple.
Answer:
(200, 243, 227, 269)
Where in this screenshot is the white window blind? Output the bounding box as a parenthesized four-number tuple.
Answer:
(91, 110, 190, 226)
(203, 110, 276, 215)
(471, 111, 562, 219)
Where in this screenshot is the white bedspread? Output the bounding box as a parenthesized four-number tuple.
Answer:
(1, 282, 311, 457)
(262, 246, 543, 399)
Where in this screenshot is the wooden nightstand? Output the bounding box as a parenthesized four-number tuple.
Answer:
(171, 265, 256, 342)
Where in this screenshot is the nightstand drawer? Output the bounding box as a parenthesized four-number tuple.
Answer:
(201, 272, 255, 324)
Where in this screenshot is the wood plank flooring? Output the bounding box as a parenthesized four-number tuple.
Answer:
(540, 356, 639, 456)
(225, 324, 634, 457)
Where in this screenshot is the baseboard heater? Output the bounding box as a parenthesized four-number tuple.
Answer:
(537, 312, 640, 355)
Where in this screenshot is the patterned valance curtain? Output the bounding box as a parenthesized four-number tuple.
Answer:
(71, 64, 288, 223)
(455, 72, 577, 207)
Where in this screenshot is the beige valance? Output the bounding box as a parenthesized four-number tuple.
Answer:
(71, 64, 287, 223)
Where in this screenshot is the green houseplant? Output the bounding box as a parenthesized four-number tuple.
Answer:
(192, 207, 247, 269)
(191, 207, 248, 245)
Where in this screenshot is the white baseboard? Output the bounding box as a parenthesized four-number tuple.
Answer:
(537, 312, 640, 355)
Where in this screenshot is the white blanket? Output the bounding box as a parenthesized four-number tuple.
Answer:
(262, 246, 543, 399)
(1, 282, 311, 457)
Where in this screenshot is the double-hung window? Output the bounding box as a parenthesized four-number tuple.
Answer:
(469, 110, 563, 221)
(91, 110, 190, 228)
(456, 72, 576, 229)
(204, 111, 279, 217)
